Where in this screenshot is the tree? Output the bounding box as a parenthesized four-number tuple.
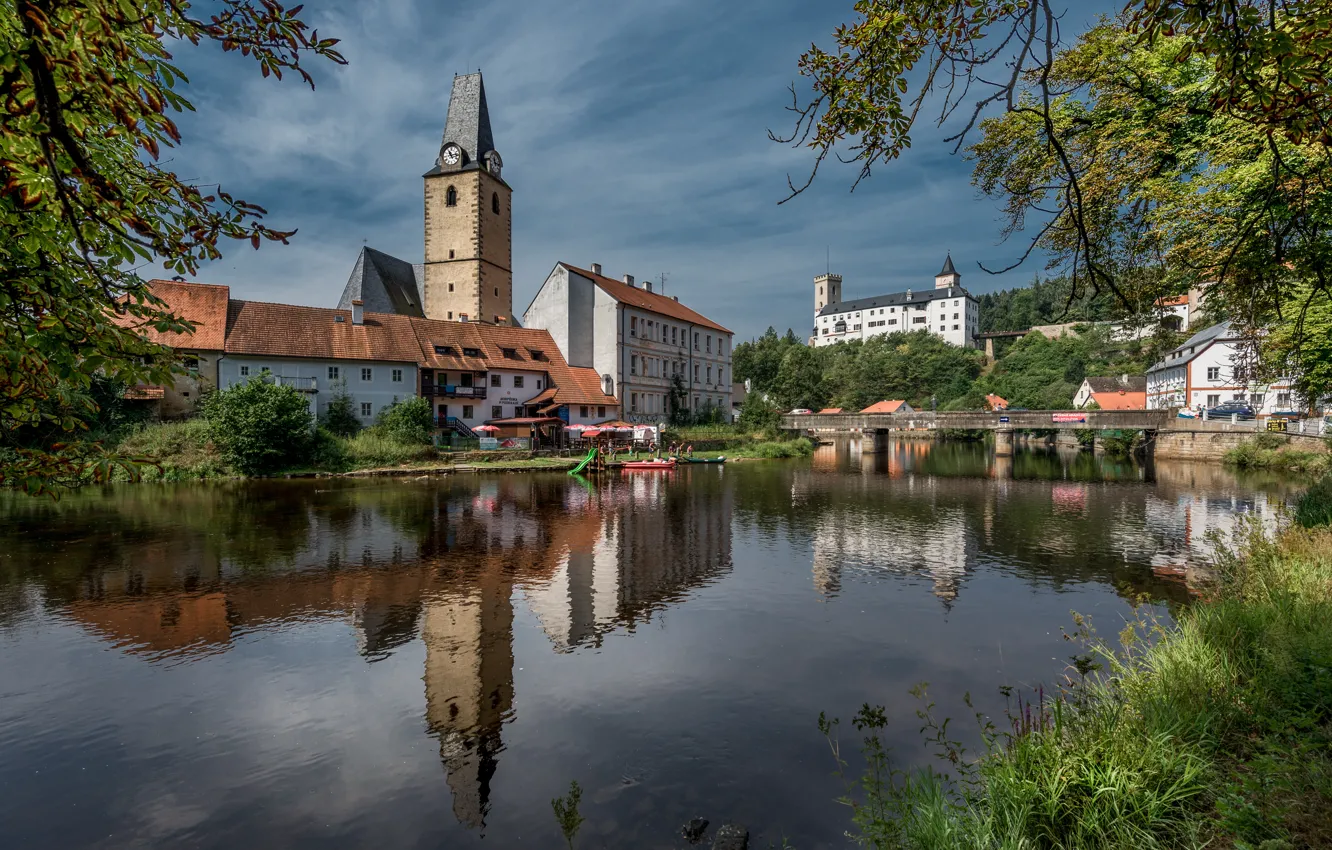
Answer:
(667, 373, 690, 426)
(773, 345, 828, 411)
(319, 380, 361, 438)
(202, 374, 314, 475)
(737, 392, 782, 432)
(1267, 286, 1332, 408)
(774, 2, 1332, 354)
(374, 397, 433, 445)
(1, 1, 344, 494)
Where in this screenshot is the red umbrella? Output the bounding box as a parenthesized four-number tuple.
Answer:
(474, 424, 500, 433)
(581, 428, 603, 437)
(564, 423, 588, 432)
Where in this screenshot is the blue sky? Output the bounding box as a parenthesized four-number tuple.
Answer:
(163, 0, 1108, 341)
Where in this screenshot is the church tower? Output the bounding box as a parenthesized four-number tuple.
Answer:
(814, 272, 841, 315)
(423, 73, 513, 324)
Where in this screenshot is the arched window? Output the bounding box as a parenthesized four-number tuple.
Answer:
(491, 192, 500, 214)
(446, 186, 457, 207)
(602, 374, 614, 397)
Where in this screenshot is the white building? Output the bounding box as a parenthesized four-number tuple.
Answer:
(524, 262, 734, 422)
(1146, 321, 1296, 414)
(812, 255, 980, 348)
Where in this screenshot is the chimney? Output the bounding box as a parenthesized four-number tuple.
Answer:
(645, 280, 653, 293)
(905, 289, 912, 301)
(351, 299, 364, 325)
(672, 295, 679, 302)
(591, 263, 602, 276)
(623, 274, 635, 287)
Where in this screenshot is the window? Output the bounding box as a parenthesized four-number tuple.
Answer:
(462, 348, 481, 357)
(449, 250, 455, 259)
(718, 368, 724, 385)
(953, 325, 959, 331)
(631, 392, 638, 412)
(912, 316, 926, 324)
(463, 405, 473, 418)
(694, 332, 699, 350)
(1250, 393, 1265, 408)
(1277, 391, 1292, 407)
(460, 372, 473, 387)
(536, 379, 542, 389)
(954, 313, 959, 320)
(707, 365, 712, 384)
(361, 402, 373, 417)
(328, 366, 339, 380)
(513, 376, 524, 388)
(491, 405, 503, 418)
(239, 365, 249, 377)
(391, 369, 403, 382)
(448, 283, 454, 292)
(631, 355, 638, 376)
(694, 364, 700, 383)
(438, 404, 447, 419)
(603, 375, 614, 396)
(580, 405, 589, 417)
(182, 354, 199, 373)
(361, 367, 373, 381)
(491, 374, 501, 387)
(446, 186, 457, 206)
(631, 317, 638, 336)
(1207, 367, 1220, 381)
(501, 347, 516, 359)
(598, 406, 606, 417)
(706, 335, 712, 353)
(492, 192, 500, 214)
(1207, 394, 1220, 407)
(433, 345, 455, 356)
(448, 311, 453, 319)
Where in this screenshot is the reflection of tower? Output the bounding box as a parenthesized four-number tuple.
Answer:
(421, 572, 515, 830)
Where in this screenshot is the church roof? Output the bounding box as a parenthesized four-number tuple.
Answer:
(337, 247, 425, 318)
(425, 72, 495, 175)
(937, 253, 957, 277)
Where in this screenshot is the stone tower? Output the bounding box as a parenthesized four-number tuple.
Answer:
(934, 253, 961, 289)
(423, 72, 513, 324)
(814, 273, 842, 315)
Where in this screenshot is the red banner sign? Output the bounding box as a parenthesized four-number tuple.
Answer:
(1051, 413, 1087, 423)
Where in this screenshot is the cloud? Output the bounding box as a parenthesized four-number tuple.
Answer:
(158, 0, 1053, 339)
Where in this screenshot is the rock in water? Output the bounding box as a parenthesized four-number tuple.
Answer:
(681, 817, 708, 843)
(712, 823, 749, 850)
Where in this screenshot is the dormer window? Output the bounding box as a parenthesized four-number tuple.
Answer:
(501, 347, 517, 359)
(527, 348, 545, 360)
(433, 344, 455, 356)
(462, 347, 481, 357)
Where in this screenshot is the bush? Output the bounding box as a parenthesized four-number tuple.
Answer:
(737, 393, 782, 432)
(202, 375, 314, 475)
(344, 429, 437, 467)
(748, 437, 814, 458)
(309, 427, 352, 472)
(1296, 477, 1332, 528)
(116, 419, 230, 479)
(374, 396, 433, 445)
(320, 381, 362, 438)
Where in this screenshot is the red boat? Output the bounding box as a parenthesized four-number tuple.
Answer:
(621, 459, 676, 470)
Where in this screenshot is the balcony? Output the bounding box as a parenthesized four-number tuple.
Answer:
(421, 384, 488, 399)
(263, 374, 317, 393)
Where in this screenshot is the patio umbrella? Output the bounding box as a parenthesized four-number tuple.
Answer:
(474, 424, 500, 433)
(581, 428, 603, 437)
(564, 423, 588, 432)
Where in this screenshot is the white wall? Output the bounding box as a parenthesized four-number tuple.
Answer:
(218, 356, 416, 425)
(814, 292, 978, 349)
(1148, 338, 1296, 414)
(426, 366, 548, 431)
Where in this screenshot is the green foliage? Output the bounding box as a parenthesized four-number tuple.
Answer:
(1, 0, 343, 493)
(374, 396, 433, 445)
(825, 523, 1332, 848)
(319, 381, 362, 438)
(1295, 478, 1332, 529)
(980, 326, 1150, 410)
(1225, 437, 1331, 477)
(550, 780, 585, 850)
(977, 275, 1117, 334)
(667, 373, 690, 426)
(202, 376, 314, 475)
(115, 418, 230, 480)
(1266, 285, 1332, 407)
(738, 392, 783, 432)
(746, 437, 814, 459)
(342, 430, 437, 468)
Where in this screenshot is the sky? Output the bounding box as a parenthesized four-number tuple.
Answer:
(161, 0, 1110, 342)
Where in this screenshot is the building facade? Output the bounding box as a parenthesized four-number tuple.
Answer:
(1146, 321, 1295, 414)
(523, 263, 734, 422)
(812, 255, 979, 348)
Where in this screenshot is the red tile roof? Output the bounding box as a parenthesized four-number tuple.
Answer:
(118, 280, 231, 349)
(818, 407, 843, 414)
(861, 400, 908, 414)
(224, 300, 423, 363)
(561, 263, 732, 333)
(1089, 390, 1146, 410)
(984, 393, 1009, 411)
(1156, 294, 1189, 307)
(123, 385, 165, 400)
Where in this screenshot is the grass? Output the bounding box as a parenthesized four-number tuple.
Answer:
(825, 519, 1332, 849)
(341, 428, 437, 468)
(1225, 433, 1332, 476)
(685, 437, 815, 460)
(115, 419, 232, 480)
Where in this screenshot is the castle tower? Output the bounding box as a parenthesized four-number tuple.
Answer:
(423, 73, 513, 324)
(814, 273, 842, 315)
(934, 253, 961, 289)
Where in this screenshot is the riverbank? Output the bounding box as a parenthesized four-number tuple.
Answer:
(832, 516, 1332, 848)
(1225, 432, 1331, 476)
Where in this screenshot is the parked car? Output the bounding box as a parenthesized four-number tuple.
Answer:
(1204, 401, 1256, 420)
(790, 408, 813, 415)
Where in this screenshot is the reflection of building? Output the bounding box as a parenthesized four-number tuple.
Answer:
(811, 505, 971, 603)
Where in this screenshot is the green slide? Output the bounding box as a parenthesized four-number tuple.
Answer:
(568, 447, 597, 475)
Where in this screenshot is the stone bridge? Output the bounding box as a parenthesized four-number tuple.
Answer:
(781, 409, 1177, 456)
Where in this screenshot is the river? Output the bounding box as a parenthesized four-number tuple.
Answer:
(0, 441, 1304, 849)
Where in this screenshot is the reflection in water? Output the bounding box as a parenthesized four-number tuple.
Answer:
(0, 444, 1305, 848)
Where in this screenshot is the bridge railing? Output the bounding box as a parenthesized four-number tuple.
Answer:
(780, 409, 1175, 432)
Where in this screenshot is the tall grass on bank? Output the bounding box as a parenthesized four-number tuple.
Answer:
(825, 521, 1332, 849)
(116, 419, 231, 480)
(341, 428, 437, 468)
(1225, 433, 1331, 476)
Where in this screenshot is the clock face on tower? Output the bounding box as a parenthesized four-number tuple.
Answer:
(486, 151, 503, 177)
(440, 144, 462, 167)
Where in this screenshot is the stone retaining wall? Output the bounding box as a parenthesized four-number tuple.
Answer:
(1153, 430, 1328, 462)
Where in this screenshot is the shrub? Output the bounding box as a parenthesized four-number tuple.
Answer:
(1295, 477, 1332, 528)
(374, 396, 433, 445)
(737, 393, 782, 432)
(749, 437, 814, 458)
(344, 429, 437, 467)
(309, 427, 352, 472)
(116, 419, 230, 479)
(320, 381, 362, 438)
(201, 375, 314, 475)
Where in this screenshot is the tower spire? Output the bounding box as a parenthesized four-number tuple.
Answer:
(434, 72, 495, 170)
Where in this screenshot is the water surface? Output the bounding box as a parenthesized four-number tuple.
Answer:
(0, 442, 1299, 848)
